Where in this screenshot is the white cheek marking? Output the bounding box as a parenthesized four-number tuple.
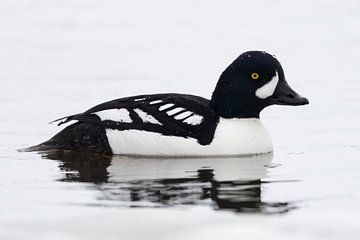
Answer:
(183, 114, 203, 125)
(167, 107, 185, 116)
(174, 111, 193, 120)
(134, 108, 162, 125)
(96, 108, 132, 123)
(159, 103, 175, 111)
(255, 71, 279, 99)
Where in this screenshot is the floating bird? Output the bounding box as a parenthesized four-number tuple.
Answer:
(26, 51, 308, 157)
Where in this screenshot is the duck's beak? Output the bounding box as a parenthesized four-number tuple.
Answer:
(268, 80, 309, 106)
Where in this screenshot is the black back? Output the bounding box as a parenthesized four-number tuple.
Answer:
(56, 94, 219, 145)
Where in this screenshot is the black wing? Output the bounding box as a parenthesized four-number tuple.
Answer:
(54, 94, 219, 145)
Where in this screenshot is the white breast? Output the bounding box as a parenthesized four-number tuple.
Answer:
(105, 118, 273, 157)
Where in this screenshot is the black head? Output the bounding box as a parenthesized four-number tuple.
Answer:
(210, 51, 309, 118)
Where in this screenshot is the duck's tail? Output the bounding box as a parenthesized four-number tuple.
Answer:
(21, 122, 112, 155)
(19, 144, 55, 152)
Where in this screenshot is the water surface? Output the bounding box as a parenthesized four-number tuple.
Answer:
(41, 151, 294, 214)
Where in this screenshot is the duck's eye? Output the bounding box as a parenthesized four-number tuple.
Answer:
(251, 73, 260, 80)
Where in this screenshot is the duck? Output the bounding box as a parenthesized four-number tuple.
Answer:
(27, 51, 309, 157)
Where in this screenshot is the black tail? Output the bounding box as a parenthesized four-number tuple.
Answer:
(22, 122, 112, 155)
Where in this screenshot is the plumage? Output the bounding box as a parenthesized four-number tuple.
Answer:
(56, 94, 219, 146)
(26, 51, 309, 156)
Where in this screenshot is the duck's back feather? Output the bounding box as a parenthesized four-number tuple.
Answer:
(54, 93, 220, 146)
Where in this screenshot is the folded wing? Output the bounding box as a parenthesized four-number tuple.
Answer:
(53, 94, 219, 145)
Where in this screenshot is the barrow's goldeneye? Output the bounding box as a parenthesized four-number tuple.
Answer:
(27, 51, 309, 157)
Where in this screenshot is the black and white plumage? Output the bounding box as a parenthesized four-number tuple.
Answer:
(27, 51, 309, 156)
(55, 94, 219, 145)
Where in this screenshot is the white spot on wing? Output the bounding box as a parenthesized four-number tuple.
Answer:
(255, 71, 279, 99)
(134, 108, 162, 125)
(167, 107, 185, 116)
(159, 103, 175, 111)
(96, 108, 132, 123)
(150, 100, 162, 105)
(183, 114, 203, 125)
(174, 111, 193, 120)
(134, 98, 146, 102)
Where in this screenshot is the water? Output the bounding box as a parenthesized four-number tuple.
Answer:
(1, 0, 360, 239)
(40, 151, 294, 214)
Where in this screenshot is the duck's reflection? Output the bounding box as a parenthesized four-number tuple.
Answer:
(44, 150, 111, 182)
(41, 150, 294, 214)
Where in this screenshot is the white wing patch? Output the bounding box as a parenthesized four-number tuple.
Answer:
(255, 71, 279, 99)
(167, 107, 185, 116)
(134, 98, 146, 102)
(183, 114, 203, 125)
(159, 103, 175, 111)
(174, 111, 193, 120)
(96, 108, 132, 123)
(150, 100, 162, 105)
(134, 108, 162, 125)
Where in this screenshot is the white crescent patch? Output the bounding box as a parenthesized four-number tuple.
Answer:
(255, 71, 279, 99)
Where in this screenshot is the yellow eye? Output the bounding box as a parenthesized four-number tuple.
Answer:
(251, 73, 260, 80)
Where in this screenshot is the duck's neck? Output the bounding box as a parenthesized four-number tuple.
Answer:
(210, 72, 264, 119)
(210, 93, 262, 119)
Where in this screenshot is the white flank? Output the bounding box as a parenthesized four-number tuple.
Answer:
(106, 118, 273, 157)
(167, 107, 185, 116)
(134, 108, 162, 125)
(150, 100, 162, 104)
(174, 111, 193, 120)
(183, 114, 203, 125)
(159, 103, 175, 111)
(95, 108, 132, 123)
(255, 71, 279, 99)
